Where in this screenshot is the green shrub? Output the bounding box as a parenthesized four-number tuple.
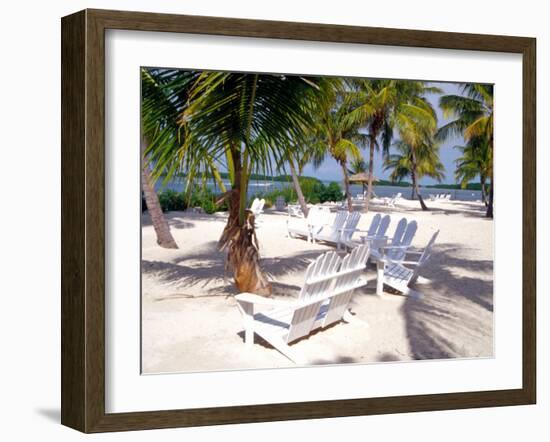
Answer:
(155, 187, 228, 214)
(158, 189, 186, 212)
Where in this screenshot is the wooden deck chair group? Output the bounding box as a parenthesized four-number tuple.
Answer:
(235, 244, 370, 364)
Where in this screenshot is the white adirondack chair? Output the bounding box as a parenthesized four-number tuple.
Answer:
(382, 192, 402, 207)
(375, 230, 439, 298)
(361, 214, 391, 248)
(339, 212, 362, 247)
(341, 214, 390, 250)
(287, 206, 329, 242)
(312, 211, 348, 248)
(370, 218, 417, 263)
(235, 245, 370, 363)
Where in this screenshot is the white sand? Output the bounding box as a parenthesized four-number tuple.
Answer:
(141, 198, 493, 373)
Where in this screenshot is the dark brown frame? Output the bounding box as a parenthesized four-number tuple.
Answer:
(61, 8, 536, 433)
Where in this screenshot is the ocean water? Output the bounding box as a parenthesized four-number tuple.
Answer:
(156, 179, 482, 202)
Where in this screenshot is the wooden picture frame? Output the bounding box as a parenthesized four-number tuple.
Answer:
(61, 8, 536, 433)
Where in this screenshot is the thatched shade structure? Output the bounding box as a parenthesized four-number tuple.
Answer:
(348, 172, 378, 193)
(348, 172, 378, 183)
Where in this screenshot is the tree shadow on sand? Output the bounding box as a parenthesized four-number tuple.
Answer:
(142, 244, 329, 298)
(400, 242, 494, 360)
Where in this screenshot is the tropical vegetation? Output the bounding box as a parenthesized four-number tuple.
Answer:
(141, 67, 493, 294)
(438, 84, 494, 217)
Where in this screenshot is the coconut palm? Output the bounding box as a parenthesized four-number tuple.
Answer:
(438, 84, 494, 217)
(310, 81, 369, 211)
(454, 136, 491, 205)
(140, 68, 198, 249)
(148, 71, 321, 295)
(385, 140, 445, 204)
(353, 79, 442, 211)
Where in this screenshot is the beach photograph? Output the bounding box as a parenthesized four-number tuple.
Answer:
(140, 68, 494, 373)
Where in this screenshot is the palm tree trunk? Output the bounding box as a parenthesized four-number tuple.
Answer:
(141, 136, 178, 249)
(480, 175, 488, 206)
(341, 161, 353, 212)
(141, 164, 178, 249)
(486, 175, 494, 218)
(411, 152, 428, 211)
(219, 148, 272, 296)
(364, 141, 376, 212)
(288, 157, 309, 217)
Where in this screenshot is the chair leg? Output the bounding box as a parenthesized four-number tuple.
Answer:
(376, 260, 385, 296)
(268, 338, 308, 365)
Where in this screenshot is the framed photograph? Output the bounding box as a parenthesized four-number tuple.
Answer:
(61, 9, 536, 433)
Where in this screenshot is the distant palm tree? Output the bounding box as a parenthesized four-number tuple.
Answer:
(438, 84, 494, 217)
(147, 71, 320, 295)
(385, 140, 445, 205)
(310, 80, 369, 211)
(454, 137, 491, 205)
(354, 79, 442, 212)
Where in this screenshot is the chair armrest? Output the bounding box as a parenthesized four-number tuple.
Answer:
(381, 244, 411, 251)
(235, 293, 296, 307)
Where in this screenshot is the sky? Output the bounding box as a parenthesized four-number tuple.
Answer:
(301, 82, 466, 185)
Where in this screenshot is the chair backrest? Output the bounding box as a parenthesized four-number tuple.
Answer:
(322, 244, 370, 327)
(367, 214, 381, 236)
(340, 212, 361, 243)
(249, 198, 259, 212)
(377, 215, 391, 237)
(320, 210, 348, 240)
(418, 230, 439, 266)
(396, 192, 402, 199)
(287, 251, 342, 343)
(391, 218, 408, 246)
(307, 206, 331, 234)
(257, 198, 265, 212)
(388, 220, 418, 261)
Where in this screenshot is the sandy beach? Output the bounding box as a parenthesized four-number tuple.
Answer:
(141, 198, 493, 373)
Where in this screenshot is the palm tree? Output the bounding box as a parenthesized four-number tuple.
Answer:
(438, 84, 494, 217)
(310, 81, 369, 211)
(148, 71, 320, 295)
(454, 136, 491, 205)
(385, 140, 445, 205)
(140, 68, 197, 249)
(354, 80, 442, 212)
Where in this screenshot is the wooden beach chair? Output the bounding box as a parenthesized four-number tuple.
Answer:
(359, 214, 391, 249)
(374, 230, 439, 298)
(235, 245, 370, 364)
(287, 206, 329, 242)
(382, 192, 402, 208)
(369, 218, 417, 264)
(338, 211, 362, 248)
(311, 211, 348, 247)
